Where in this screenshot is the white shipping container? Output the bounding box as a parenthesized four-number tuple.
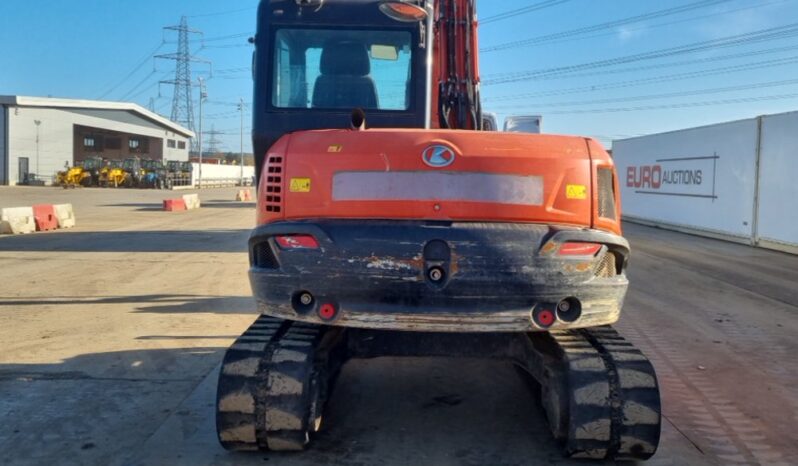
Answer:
(613, 111, 798, 254)
(613, 118, 759, 240)
(756, 111, 798, 251)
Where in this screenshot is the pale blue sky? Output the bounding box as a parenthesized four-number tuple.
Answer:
(2, 0, 798, 150)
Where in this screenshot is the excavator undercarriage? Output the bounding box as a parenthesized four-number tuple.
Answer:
(217, 316, 660, 460)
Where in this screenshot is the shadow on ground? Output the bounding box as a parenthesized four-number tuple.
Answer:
(0, 229, 249, 253)
(197, 202, 255, 209)
(0, 294, 256, 316)
(0, 345, 584, 466)
(0, 347, 226, 466)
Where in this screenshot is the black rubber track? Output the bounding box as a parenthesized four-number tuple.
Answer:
(548, 326, 661, 460)
(216, 315, 344, 451)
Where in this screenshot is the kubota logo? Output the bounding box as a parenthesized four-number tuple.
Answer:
(422, 145, 455, 168)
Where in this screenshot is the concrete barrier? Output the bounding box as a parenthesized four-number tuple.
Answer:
(163, 199, 187, 211)
(236, 189, 253, 201)
(32, 204, 59, 231)
(53, 204, 76, 229)
(0, 207, 36, 234)
(182, 194, 201, 210)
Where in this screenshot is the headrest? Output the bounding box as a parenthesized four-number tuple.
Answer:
(320, 41, 371, 76)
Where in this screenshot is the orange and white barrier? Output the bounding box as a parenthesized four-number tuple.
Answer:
(163, 199, 187, 211)
(32, 204, 59, 231)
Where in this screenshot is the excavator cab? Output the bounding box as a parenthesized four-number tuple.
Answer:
(252, 0, 430, 180)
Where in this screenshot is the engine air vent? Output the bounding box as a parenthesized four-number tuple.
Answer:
(264, 156, 284, 213)
(597, 168, 616, 220)
(253, 242, 278, 269)
(594, 251, 617, 278)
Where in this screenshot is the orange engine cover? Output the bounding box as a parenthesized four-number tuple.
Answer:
(257, 129, 621, 235)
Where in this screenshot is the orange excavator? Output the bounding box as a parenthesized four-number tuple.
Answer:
(216, 0, 661, 460)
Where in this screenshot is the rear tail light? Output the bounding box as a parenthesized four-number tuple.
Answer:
(558, 242, 602, 256)
(532, 307, 556, 328)
(275, 235, 319, 250)
(318, 303, 338, 321)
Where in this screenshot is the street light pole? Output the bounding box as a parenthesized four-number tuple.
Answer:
(198, 77, 207, 189)
(239, 97, 244, 186)
(34, 120, 41, 176)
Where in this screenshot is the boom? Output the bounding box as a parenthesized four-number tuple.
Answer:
(432, 0, 481, 130)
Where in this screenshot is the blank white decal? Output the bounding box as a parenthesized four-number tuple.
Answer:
(333, 172, 543, 206)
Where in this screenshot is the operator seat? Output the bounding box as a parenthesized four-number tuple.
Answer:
(312, 41, 379, 109)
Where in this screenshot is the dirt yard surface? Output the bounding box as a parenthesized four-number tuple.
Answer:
(0, 186, 795, 465)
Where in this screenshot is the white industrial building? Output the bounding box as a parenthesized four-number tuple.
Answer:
(612, 110, 798, 254)
(0, 96, 194, 185)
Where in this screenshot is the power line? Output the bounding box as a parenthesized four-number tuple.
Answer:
(486, 21, 798, 81)
(484, 22, 798, 85)
(164, 32, 253, 45)
(484, 45, 798, 101)
(203, 44, 252, 49)
(482, 0, 787, 53)
(214, 67, 250, 74)
(206, 100, 251, 107)
(501, 93, 798, 114)
(204, 110, 241, 119)
(513, 43, 798, 83)
(118, 71, 157, 101)
(489, 77, 798, 110)
(188, 7, 256, 19)
(481, 0, 573, 25)
(481, 0, 732, 52)
(485, 55, 798, 106)
(202, 32, 252, 42)
(211, 75, 250, 80)
(97, 42, 163, 100)
(125, 70, 174, 102)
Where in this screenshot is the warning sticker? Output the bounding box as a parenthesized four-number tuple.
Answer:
(566, 184, 587, 200)
(290, 178, 311, 193)
(327, 145, 343, 153)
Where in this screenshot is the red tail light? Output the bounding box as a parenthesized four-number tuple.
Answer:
(558, 242, 602, 256)
(275, 235, 319, 250)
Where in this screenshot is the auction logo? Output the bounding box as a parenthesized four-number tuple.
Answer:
(626, 154, 719, 199)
